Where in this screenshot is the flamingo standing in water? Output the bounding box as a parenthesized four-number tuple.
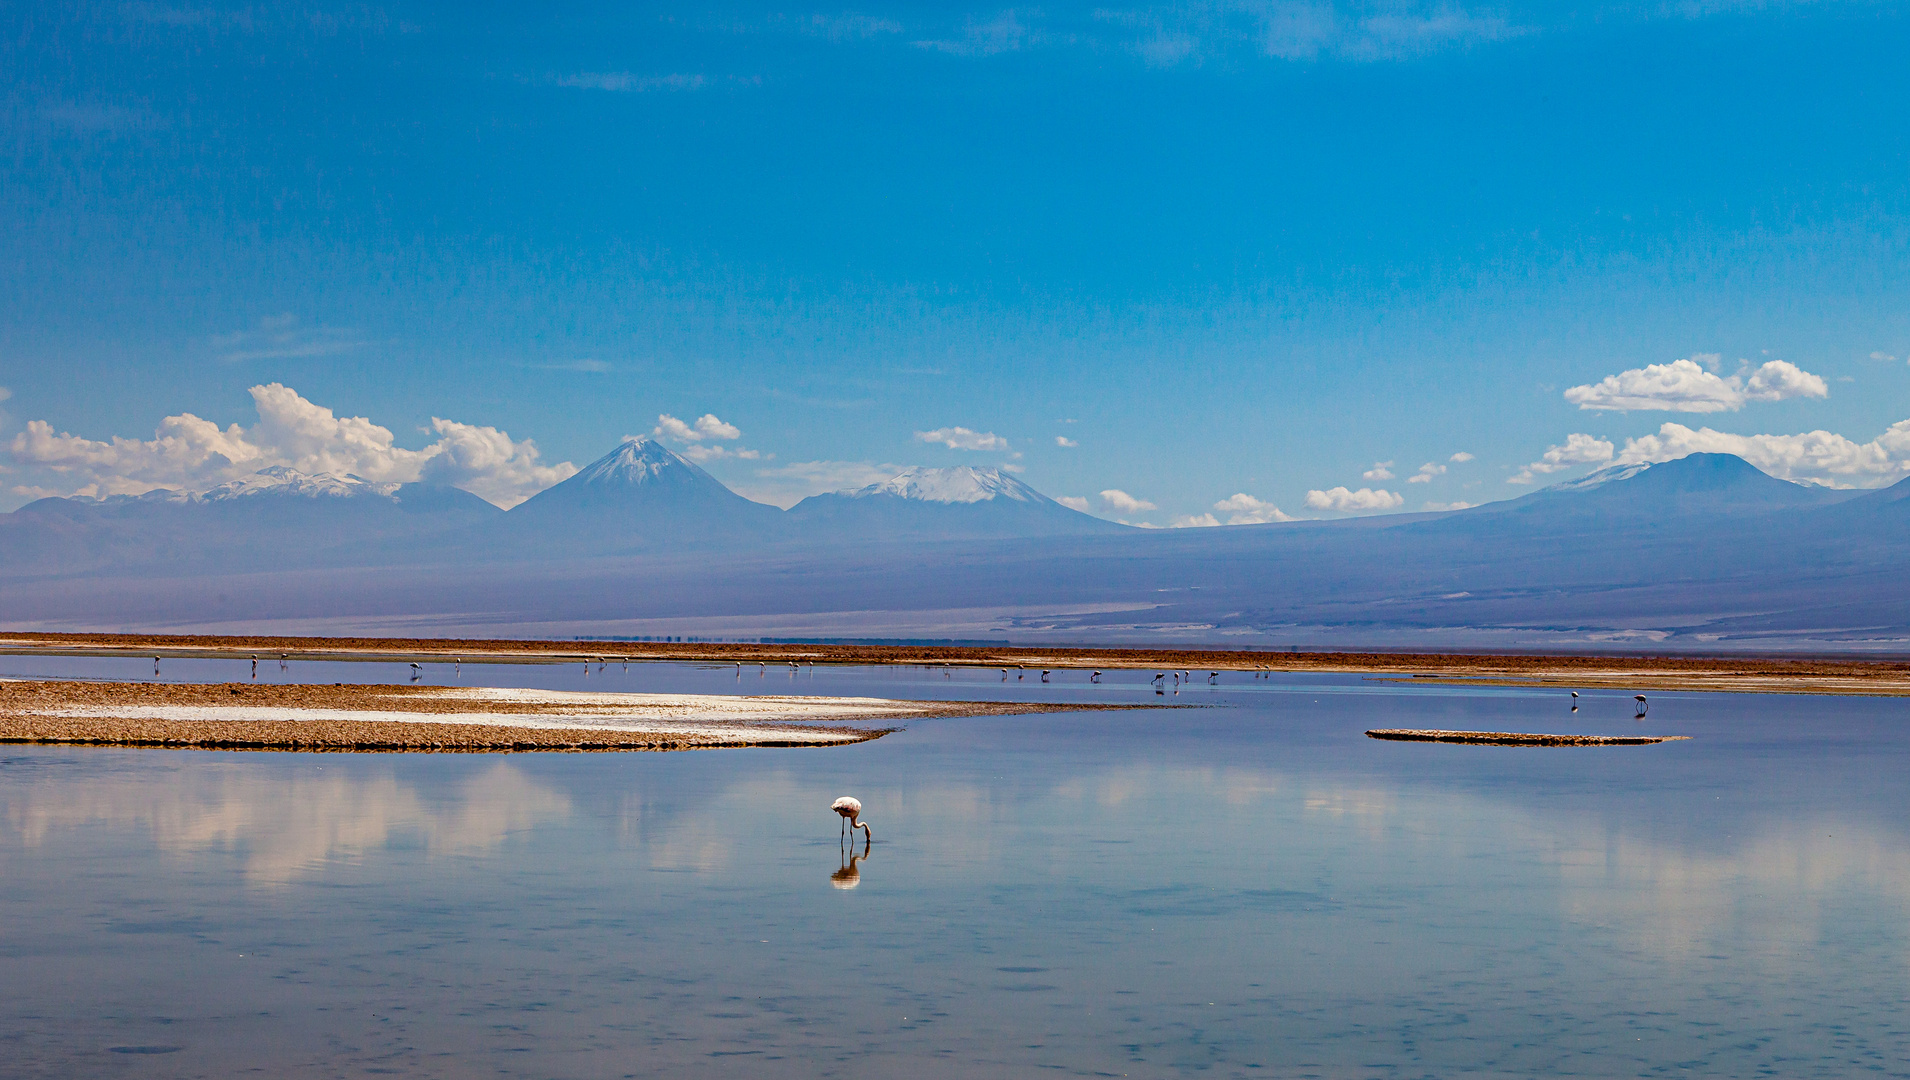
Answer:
(832, 796, 872, 841)
(1635, 695, 1649, 716)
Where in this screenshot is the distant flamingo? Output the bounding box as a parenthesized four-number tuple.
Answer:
(1090, 670, 1101, 683)
(832, 796, 871, 840)
(1635, 695, 1649, 716)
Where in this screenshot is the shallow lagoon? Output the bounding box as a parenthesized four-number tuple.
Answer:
(3, 658, 1908, 1077)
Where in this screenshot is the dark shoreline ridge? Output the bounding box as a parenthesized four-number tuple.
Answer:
(1367, 729, 1689, 746)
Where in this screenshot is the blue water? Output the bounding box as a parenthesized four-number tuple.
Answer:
(2, 658, 1907, 1077)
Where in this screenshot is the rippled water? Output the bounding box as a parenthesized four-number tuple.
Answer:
(3, 657, 1908, 1077)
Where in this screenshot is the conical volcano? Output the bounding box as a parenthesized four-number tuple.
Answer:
(505, 438, 784, 547)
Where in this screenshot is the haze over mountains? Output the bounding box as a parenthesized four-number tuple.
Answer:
(3, 439, 1906, 652)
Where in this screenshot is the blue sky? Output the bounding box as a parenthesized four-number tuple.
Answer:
(3, 1, 1909, 519)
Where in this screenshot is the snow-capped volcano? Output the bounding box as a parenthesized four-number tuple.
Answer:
(787, 466, 1124, 541)
(839, 466, 1042, 504)
(505, 437, 784, 546)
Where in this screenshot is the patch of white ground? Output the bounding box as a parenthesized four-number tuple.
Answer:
(32, 687, 942, 744)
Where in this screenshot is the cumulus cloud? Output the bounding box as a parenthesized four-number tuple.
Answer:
(653, 413, 741, 441)
(917, 426, 1009, 451)
(1100, 489, 1157, 513)
(1056, 495, 1091, 512)
(1564, 357, 1828, 413)
(1614, 420, 1910, 487)
(1508, 433, 1614, 484)
(1361, 460, 1395, 482)
(1423, 500, 1476, 512)
(1449, 451, 1474, 463)
(1212, 493, 1296, 524)
(1407, 462, 1445, 484)
(1055, 436, 1078, 448)
(5, 383, 575, 508)
(1304, 486, 1404, 513)
(1167, 513, 1221, 527)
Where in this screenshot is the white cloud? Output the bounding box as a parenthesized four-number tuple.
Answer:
(1212, 493, 1295, 524)
(1868, 351, 1897, 362)
(416, 419, 577, 508)
(1423, 501, 1476, 512)
(1508, 433, 1614, 484)
(0, 386, 12, 402)
(679, 445, 763, 464)
(917, 426, 1009, 451)
(1361, 460, 1395, 482)
(1056, 495, 1091, 512)
(1407, 462, 1446, 484)
(1304, 486, 1404, 513)
(1614, 420, 1910, 487)
(1170, 513, 1222, 528)
(1449, 451, 1474, 463)
(1055, 436, 1078, 448)
(653, 413, 741, 441)
(5, 383, 576, 508)
(1564, 357, 1828, 413)
(1100, 489, 1157, 513)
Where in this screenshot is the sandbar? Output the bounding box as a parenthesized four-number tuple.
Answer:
(0, 680, 1113, 752)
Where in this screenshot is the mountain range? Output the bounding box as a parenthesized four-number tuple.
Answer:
(3, 440, 1906, 651)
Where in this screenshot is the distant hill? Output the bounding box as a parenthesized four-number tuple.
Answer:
(786, 466, 1127, 542)
(5, 450, 1908, 651)
(0, 467, 500, 574)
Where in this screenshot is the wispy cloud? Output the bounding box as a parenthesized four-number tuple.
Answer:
(1095, 1, 1523, 67)
(1407, 461, 1445, 483)
(550, 72, 708, 92)
(528, 359, 613, 373)
(736, 460, 906, 507)
(914, 9, 1039, 55)
(1057, 495, 1091, 511)
(1449, 451, 1475, 462)
(1055, 435, 1078, 447)
(211, 314, 361, 363)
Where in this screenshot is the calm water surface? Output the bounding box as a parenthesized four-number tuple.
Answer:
(2, 658, 1907, 1077)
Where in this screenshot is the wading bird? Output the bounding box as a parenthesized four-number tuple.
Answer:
(832, 796, 871, 841)
(1090, 670, 1101, 683)
(1635, 694, 1649, 716)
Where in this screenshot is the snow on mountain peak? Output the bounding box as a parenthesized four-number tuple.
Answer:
(844, 466, 1041, 504)
(203, 466, 400, 501)
(1546, 461, 1652, 493)
(567, 437, 699, 487)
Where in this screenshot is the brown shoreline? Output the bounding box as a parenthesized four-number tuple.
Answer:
(0, 680, 1134, 753)
(1366, 728, 1690, 747)
(5, 632, 1910, 696)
